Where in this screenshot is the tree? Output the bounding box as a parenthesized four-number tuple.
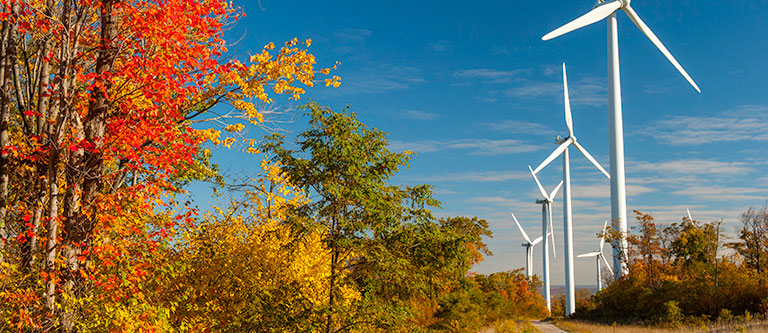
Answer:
(730, 206, 768, 274)
(625, 211, 666, 288)
(668, 216, 718, 266)
(0, 1, 337, 330)
(165, 159, 346, 331)
(261, 102, 493, 331)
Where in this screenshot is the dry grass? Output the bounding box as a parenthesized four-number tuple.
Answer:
(553, 319, 768, 332)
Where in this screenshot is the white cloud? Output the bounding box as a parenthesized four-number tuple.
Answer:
(453, 68, 527, 83)
(338, 65, 425, 94)
(570, 183, 656, 199)
(483, 120, 557, 136)
(637, 105, 768, 145)
(630, 159, 754, 177)
(672, 185, 768, 202)
(505, 76, 606, 107)
(429, 40, 452, 52)
(389, 138, 544, 155)
(333, 28, 372, 43)
(407, 170, 530, 183)
(402, 109, 440, 121)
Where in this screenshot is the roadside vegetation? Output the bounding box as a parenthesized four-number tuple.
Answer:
(0, 100, 549, 331)
(549, 208, 768, 331)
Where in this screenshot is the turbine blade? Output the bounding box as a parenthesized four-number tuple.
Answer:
(542, 1, 623, 41)
(578, 251, 601, 258)
(532, 236, 544, 246)
(548, 205, 556, 258)
(572, 140, 610, 179)
(622, 5, 701, 93)
(599, 220, 609, 250)
(529, 165, 550, 200)
(549, 180, 564, 200)
(511, 212, 532, 243)
(563, 63, 573, 137)
(563, 63, 574, 138)
(687, 208, 693, 221)
(532, 140, 571, 175)
(601, 254, 615, 275)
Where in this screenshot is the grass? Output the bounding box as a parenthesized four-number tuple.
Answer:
(553, 318, 768, 332)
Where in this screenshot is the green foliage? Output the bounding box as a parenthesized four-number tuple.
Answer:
(720, 308, 734, 322)
(663, 300, 683, 328)
(260, 102, 511, 331)
(431, 270, 548, 331)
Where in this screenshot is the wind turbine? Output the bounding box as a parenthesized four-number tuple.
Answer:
(529, 166, 563, 311)
(687, 208, 694, 221)
(542, 0, 701, 279)
(577, 220, 614, 291)
(531, 63, 610, 316)
(512, 212, 543, 278)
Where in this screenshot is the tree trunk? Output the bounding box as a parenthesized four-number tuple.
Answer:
(0, 2, 12, 266)
(21, 0, 56, 271)
(326, 215, 339, 333)
(44, 0, 71, 324)
(61, 1, 117, 330)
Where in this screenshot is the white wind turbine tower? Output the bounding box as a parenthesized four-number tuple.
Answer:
(577, 220, 614, 291)
(529, 166, 563, 311)
(531, 63, 610, 316)
(512, 212, 543, 278)
(542, 0, 701, 278)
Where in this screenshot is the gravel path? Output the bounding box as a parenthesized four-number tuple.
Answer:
(531, 320, 568, 333)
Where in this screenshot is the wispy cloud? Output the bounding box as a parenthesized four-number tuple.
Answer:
(389, 138, 544, 155)
(636, 105, 768, 145)
(569, 183, 657, 199)
(505, 76, 606, 107)
(339, 65, 425, 94)
(410, 170, 531, 183)
(429, 40, 452, 52)
(402, 109, 440, 121)
(483, 120, 557, 136)
(453, 69, 528, 83)
(672, 185, 768, 202)
(333, 28, 372, 43)
(630, 159, 755, 177)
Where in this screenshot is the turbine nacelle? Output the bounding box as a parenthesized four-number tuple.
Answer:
(529, 163, 563, 259)
(596, 0, 630, 9)
(522, 236, 544, 248)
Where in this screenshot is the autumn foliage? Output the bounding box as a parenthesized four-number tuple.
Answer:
(574, 209, 768, 326)
(0, 0, 335, 330)
(0, 0, 543, 331)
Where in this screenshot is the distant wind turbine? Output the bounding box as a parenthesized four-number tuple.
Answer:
(531, 63, 610, 316)
(578, 220, 614, 291)
(512, 212, 543, 278)
(542, 0, 701, 280)
(529, 166, 563, 311)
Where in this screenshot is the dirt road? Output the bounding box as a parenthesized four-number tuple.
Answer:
(531, 320, 567, 333)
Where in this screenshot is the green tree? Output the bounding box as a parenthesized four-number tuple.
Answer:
(667, 216, 718, 266)
(261, 102, 492, 331)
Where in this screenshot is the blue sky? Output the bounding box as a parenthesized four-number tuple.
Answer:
(193, 1, 768, 285)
